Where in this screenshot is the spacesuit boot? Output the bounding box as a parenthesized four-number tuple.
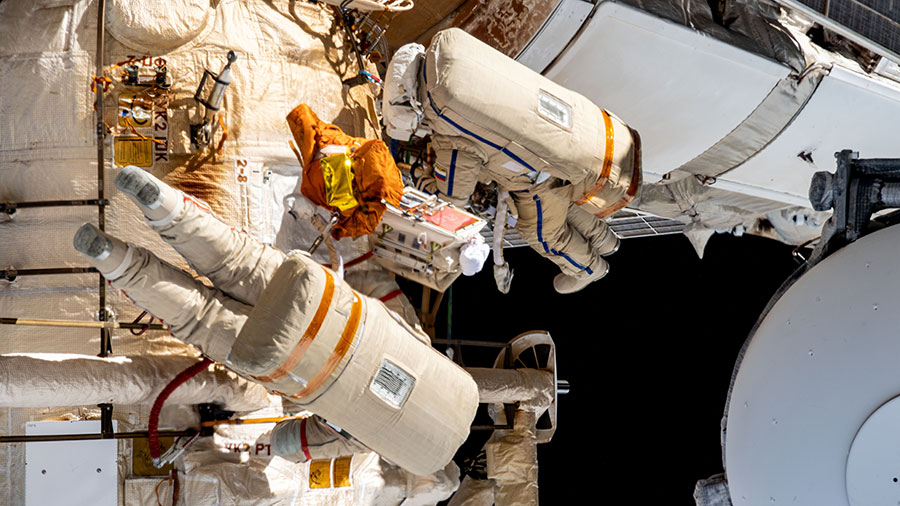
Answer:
(552, 257, 609, 294)
(72, 223, 133, 280)
(115, 165, 183, 225)
(601, 235, 621, 257)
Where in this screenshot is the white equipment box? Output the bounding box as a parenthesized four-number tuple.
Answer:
(25, 420, 118, 506)
(373, 187, 486, 291)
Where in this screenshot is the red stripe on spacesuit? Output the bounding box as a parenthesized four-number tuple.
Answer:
(183, 194, 212, 213)
(254, 267, 336, 383)
(300, 417, 312, 461)
(290, 293, 363, 399)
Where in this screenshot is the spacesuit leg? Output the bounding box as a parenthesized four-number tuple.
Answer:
(115, 166, 285, 305)
(150, 196, 286, 306)
(73, 224, 250, 362)
(511, 186, 603, 277)
(565, 204, 620, 256)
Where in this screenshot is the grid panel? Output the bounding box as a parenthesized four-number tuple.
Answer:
(480, 209, 685, 248)
(795, 0, 900, 57)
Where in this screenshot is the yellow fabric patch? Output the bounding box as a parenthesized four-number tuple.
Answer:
(333, 456, 352, 488)
(308, 459, 332, 489)
(320, 153, 358, 212)
(114, 137, 153, 167)
(308, 457, 352, 489)
(132, 437, 173, 476)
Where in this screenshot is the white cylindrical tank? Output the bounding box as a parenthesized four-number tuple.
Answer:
(227, 253, 480, 476)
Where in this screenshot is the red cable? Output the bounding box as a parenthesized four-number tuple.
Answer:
(148, 357, 213, 460)
(343, 250, 374, 269)
(379, 289, 403, 302)
(130, 311, 156, 336)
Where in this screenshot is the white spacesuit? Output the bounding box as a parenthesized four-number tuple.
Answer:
(388, 29, 642, 293)
(73, 166, 478, 476)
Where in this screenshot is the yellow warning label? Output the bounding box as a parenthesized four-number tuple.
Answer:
(308, 459, 331, 489)
(333, 456, 352, 488)
(117, 93, 152, 128)
(132, 436, 173, 476)
(114, 137, 153, 167)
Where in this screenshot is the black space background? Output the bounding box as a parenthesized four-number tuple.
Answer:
(410, 231, 801, 504)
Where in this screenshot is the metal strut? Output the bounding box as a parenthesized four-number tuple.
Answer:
(95, 0, 110, 360)
(1, 267, 98, 282)
(809, 150, 900, 262)
(0, 430, 197, 444)
(0, 199, 109, 216)
(94, 0, 115, 441)
(0, 317, 167, 331)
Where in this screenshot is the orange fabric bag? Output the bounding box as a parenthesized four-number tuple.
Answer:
(287, 104, 403, 239)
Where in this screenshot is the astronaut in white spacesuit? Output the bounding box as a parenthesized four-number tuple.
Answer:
(72, 165, 478, 476)
(391, 29, 641, 294)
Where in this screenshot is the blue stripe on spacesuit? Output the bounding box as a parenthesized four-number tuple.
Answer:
(533, 195, 593, 275)
(448, 149, 457, 195)
(389, 139, 399, 158)
(426, 91, 537, 173)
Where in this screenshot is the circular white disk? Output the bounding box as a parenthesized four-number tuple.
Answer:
(725, 224, 900, 506)
(847, 396, 900, 506)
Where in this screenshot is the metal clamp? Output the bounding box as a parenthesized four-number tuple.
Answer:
(152, 432, 200, 468)
(307, 214, 340, 254)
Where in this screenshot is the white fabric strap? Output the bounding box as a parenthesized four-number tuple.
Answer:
(104, 244, 134, 281)
(146, 194, 184, 228)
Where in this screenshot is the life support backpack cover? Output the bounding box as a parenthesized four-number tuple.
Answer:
(287, 104, 404, 238)
(228, 253, 479, 476)
(421, 28, 641, 216)
(383, 43, 429, 141)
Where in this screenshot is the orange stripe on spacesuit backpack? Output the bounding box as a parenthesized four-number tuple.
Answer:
(290, 292, 363, 399)
(593, 128, 643, 219)
(253, 267, 336, 383)
(575, 110, 615, 205)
